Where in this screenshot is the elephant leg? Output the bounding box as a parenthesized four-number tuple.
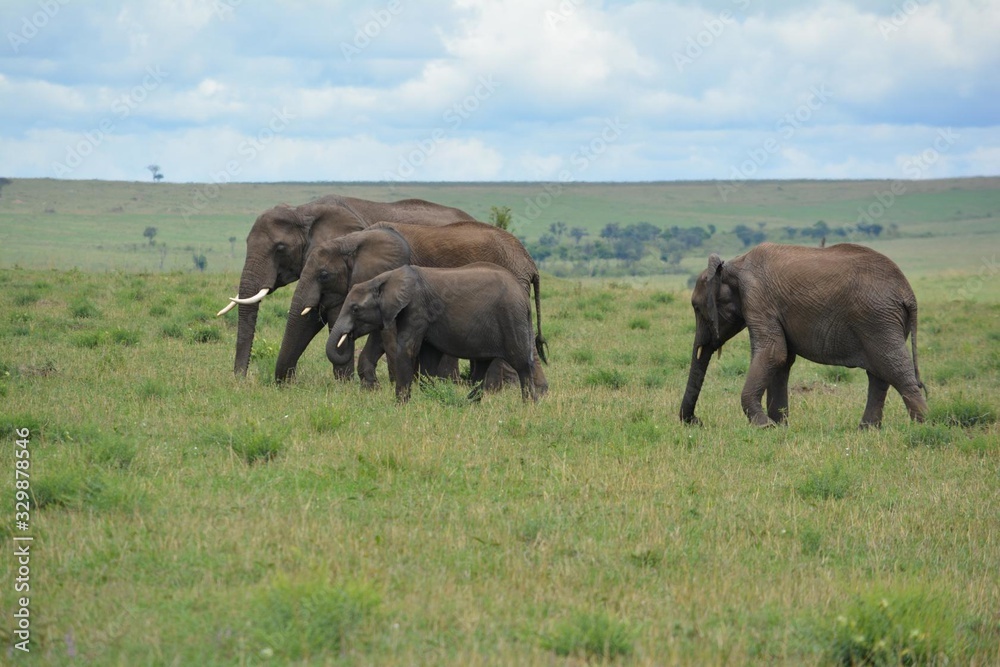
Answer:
(766, 354, 795, 424)
(532, 361, 549, 398)
(434, 354, 460, 382)
(467, 358, 490, 402)
(416, 345, 444, 379)
(392, 331, 422, 403)
(515, 361, 537, 403)
(741, 335, 786, 427)
(864, 341, 928, 424)
(357, 335, 384, 389)
(860, 371, 890, 429)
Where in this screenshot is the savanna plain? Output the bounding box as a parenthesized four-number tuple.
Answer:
(1, 178, 999, 665)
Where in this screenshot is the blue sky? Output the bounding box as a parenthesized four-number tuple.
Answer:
(1, 0, 997, 183)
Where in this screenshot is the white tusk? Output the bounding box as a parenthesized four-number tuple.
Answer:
(337, 333, 348, 348)
(696, 346, 703, 360)
(301, 307, 312, 316)
(216, 300, 237, 317)
(229, 288, 270, 305)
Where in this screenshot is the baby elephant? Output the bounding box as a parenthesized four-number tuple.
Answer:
(329, 263, 542, 403)
(680, 242, 927, 428)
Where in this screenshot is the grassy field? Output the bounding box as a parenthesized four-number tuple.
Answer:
(1, 178, 999, 664)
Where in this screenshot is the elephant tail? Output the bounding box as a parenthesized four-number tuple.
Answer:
(533, 273, 548, 365)
(907, 301, 928, 398)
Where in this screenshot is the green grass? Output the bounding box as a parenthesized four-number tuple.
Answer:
(0, 181, 998, 664)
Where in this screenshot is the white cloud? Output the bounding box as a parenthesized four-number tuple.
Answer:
(0, 0, 996, 182)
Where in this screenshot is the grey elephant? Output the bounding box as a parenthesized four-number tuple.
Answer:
(679, 242, 927, 428)
(215, 195, 471, 379)
(280, 220, 548, 393)
(329, 263, 542, 403)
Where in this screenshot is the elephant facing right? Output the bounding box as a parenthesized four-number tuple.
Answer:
(679, 242, 928, 428)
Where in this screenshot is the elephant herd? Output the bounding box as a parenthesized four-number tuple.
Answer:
(218, 194, 928, 428)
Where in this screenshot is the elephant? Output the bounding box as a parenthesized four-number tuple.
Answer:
(329, 263, 542, 403)
(679, 242, 928, 428)
(216, 195, 471, 379)
(280, 220, 548, 393)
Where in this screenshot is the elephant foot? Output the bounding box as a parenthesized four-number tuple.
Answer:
(858, 420, 882, 431)
(750, 415, 777, 428)
(681, 414, 703, 426)
(359, 377, 379, 391)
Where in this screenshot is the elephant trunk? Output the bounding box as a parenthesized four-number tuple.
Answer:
(233, 265, 272, 376)
(327, 316, 354, 367)
(679, 330, 716, 424)
(274, 283, 326, 383)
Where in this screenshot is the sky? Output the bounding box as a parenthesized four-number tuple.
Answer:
(1, 0, 998, 184)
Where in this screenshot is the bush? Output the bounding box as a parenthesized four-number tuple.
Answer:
(251, 577, 380, 660)
(928, 398, 997, 428)
(585, 369, 628, 390)
(827, 589, 956, 666)
(796, 463, 853, 501)
(69, 298, 100, 319)
(541, 610, 635, 660)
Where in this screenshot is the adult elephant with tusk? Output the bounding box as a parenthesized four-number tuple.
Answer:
(279, 220, 548, 393)
(679, 242, 927, 428)
(219, 195, 472, 379)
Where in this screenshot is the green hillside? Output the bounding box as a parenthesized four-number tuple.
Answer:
(1, 177, 997, 280)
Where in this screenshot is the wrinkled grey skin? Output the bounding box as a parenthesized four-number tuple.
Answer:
(329, 264, 541, 403)
(680, 242, 927, 428)
(283, 220, 548, 393)
(225, 195, 471, 380)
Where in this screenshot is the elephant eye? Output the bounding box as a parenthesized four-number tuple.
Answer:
(275, 242, 287, 254)
(351, 304, 359, 313)
(318, 270, 330, 283)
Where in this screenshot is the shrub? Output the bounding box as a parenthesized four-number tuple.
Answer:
(628, 317, 651, 330)
(928, 398, 997, 428)
(541, 610, 635, 660)
(251, 577, 380, 660)
(827, 589, 956, 666)
(72, 331, 106, 349)
(418, 377, 468, 407)
(110, 328, 140, 346)
(822, 365, 854, 384)
(308, 407, 346, 434)
(796, 463, 853, 501)
(189, 325, 222, 343)
(69, 298, 100, 319)
(906, 424, 953, 449)
(585, 369, 628, 390)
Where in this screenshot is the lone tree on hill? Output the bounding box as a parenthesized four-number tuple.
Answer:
(143, 226, 158, 246)
(147, 165, 163, 182)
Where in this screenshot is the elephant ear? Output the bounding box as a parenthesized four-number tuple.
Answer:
(704, 254, 724, 340)
(377, 269, 412, 330)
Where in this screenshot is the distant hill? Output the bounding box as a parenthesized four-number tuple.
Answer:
(1, 177, 997, 279)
